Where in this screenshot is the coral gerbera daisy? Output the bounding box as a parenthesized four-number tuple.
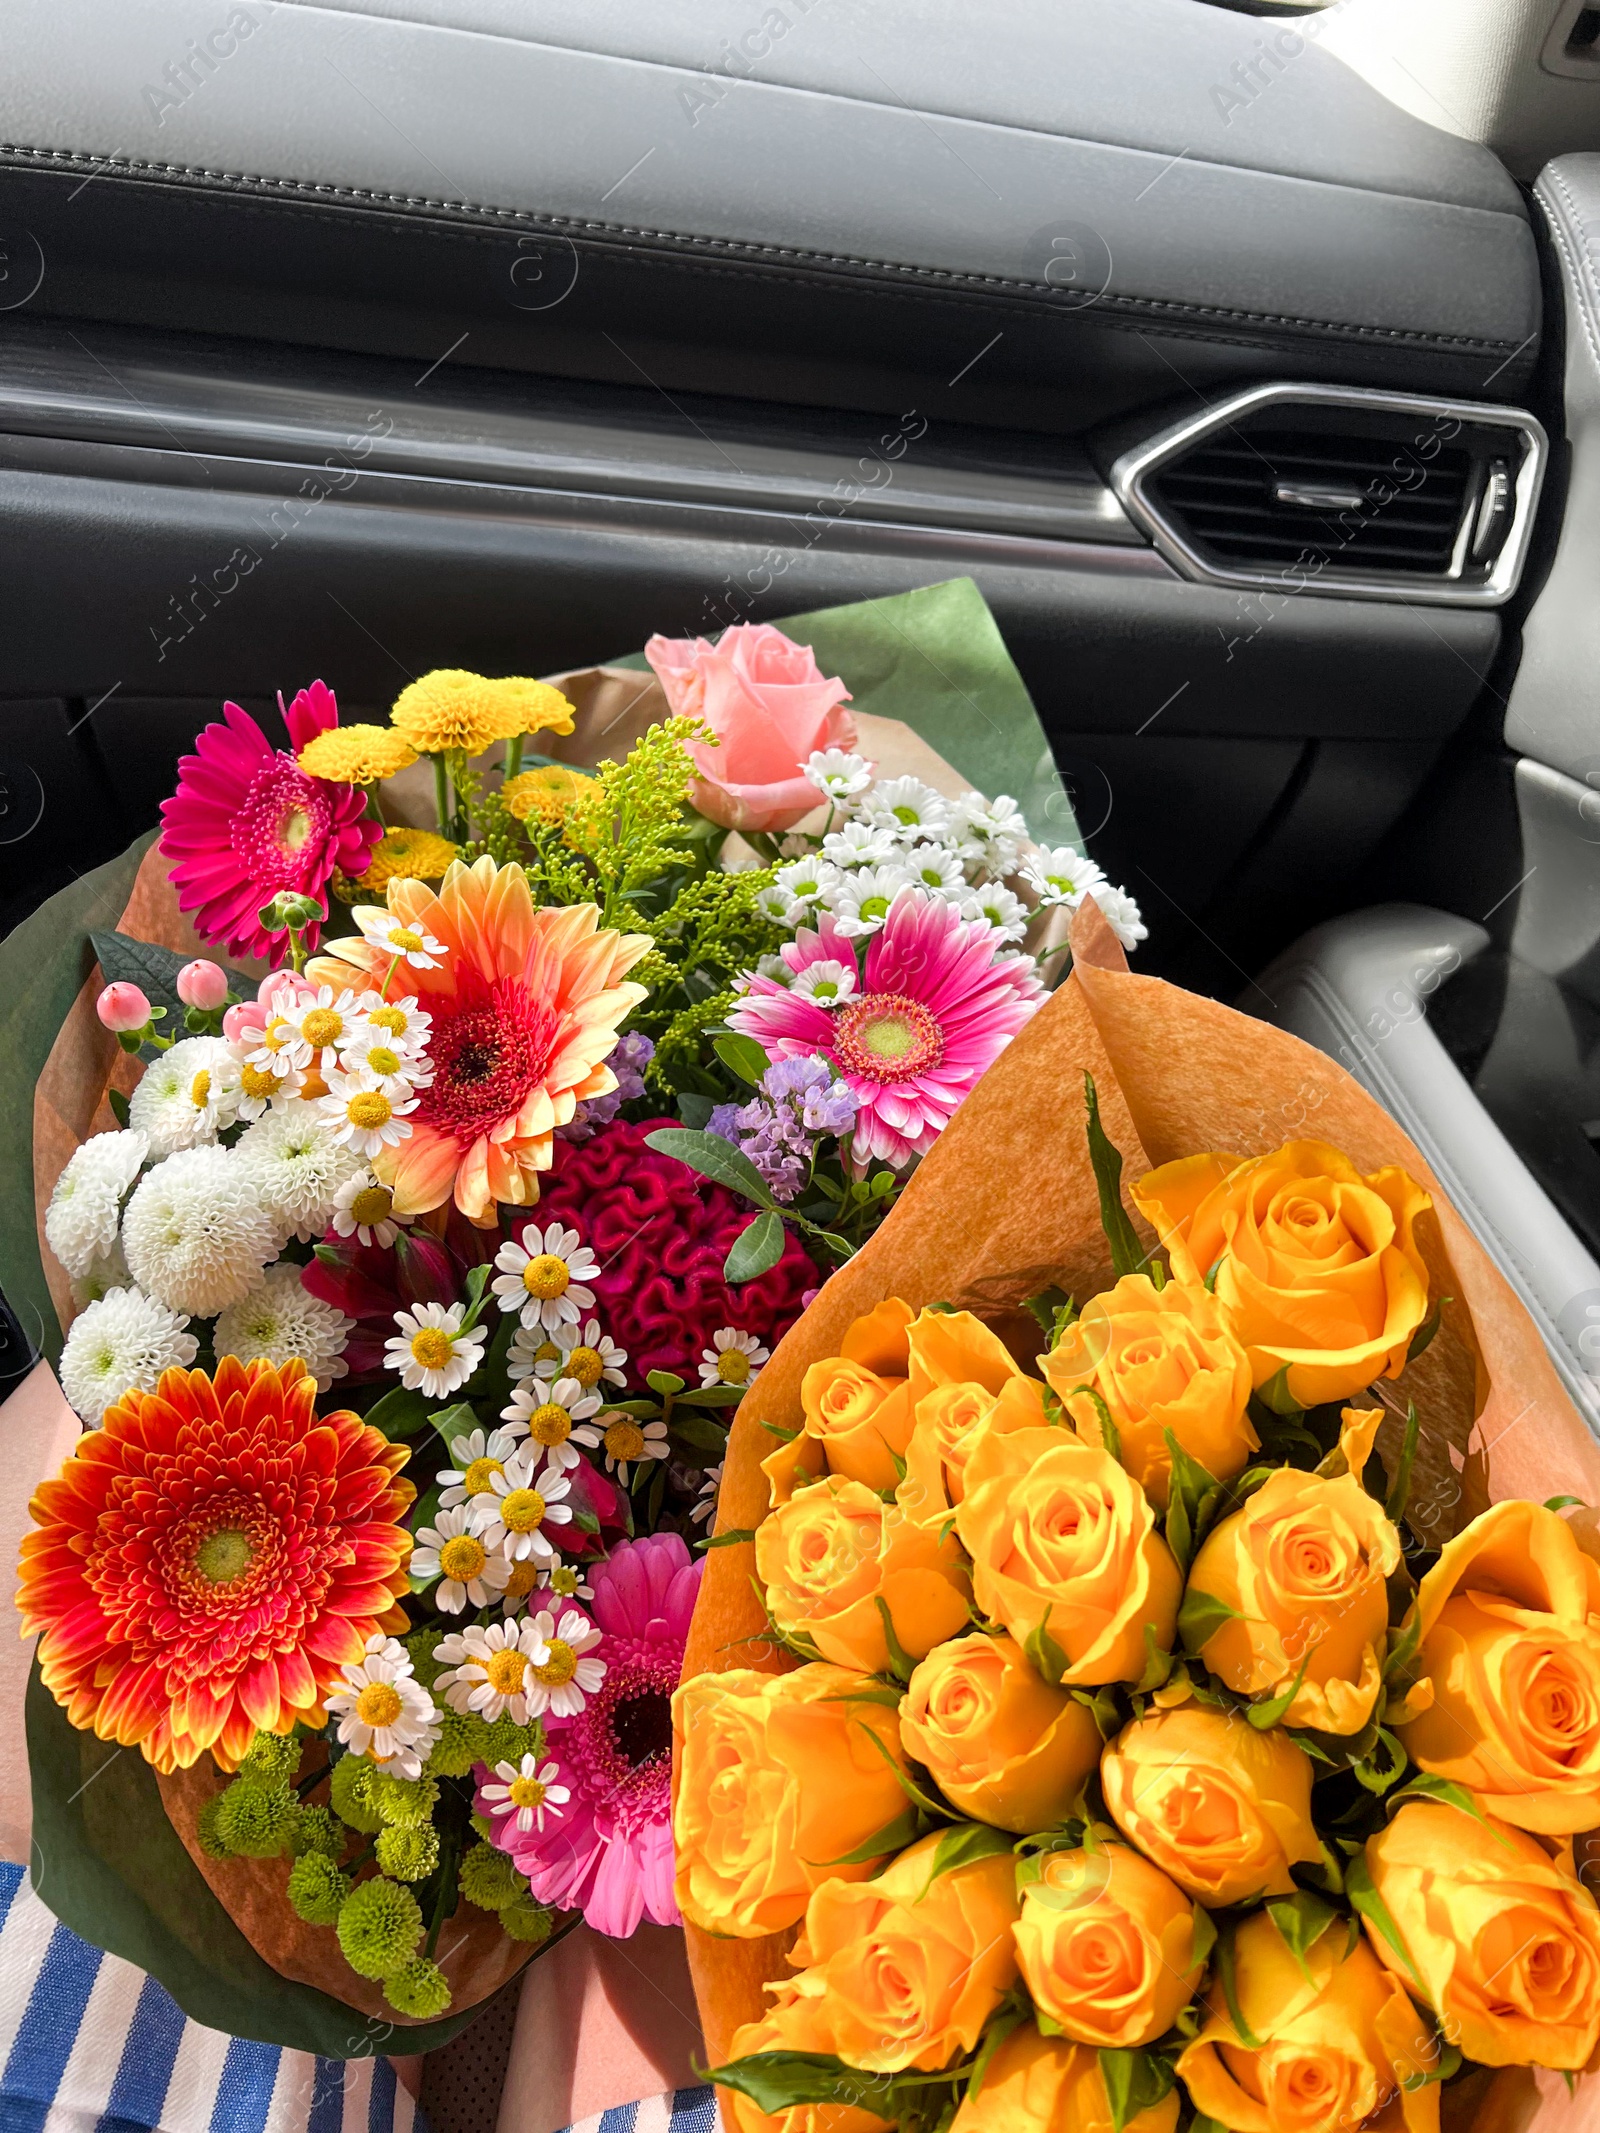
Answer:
(306, 858, 651, 1223)
(730, 887, 1045, 1168)
(18, 1356, 415, 1772)
(160, 682, 380, 964)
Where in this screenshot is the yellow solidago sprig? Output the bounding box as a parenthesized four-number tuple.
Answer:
(558, 714, 714, 924)
(297, 723, 418, 785)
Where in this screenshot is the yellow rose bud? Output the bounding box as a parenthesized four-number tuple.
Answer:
(756, 1477, 971, 1676)
(896, 1375, 1051, 1528)
(1013, 1842, 1207, 2049)
(1041, 1275, 1256, 1508)
(1178, 1910, 1441, 2133)
(956, 1428, 1180, 1685)
(1183, 1412, 1400, 1737)
(721, 1995, 893, 2133)
(1396, 1500, 1600, 1834)
(1101, 1708, 1320, 1907)
(951, 2023, 1180, 2133)
(762, 1299, 915, 1505)
(789, 1830, 1020, 2073)
(672, 1663, 914, 1938)
(901, 1632, 1101, 1835)
(1129, 1140, 1432, 1407)
(1363, 1799, 1600, 2070)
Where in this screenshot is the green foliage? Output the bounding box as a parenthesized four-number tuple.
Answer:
(329, 1754, 384, 1834)
(336, 1876, 424, 1981)
(215, 1780, 299, 1859)
(458, 1840, 527, 1913)
(384, 1955, 452, 2019)
(376, 1823, 441, 1883)
(286, 1853, 351, 1926)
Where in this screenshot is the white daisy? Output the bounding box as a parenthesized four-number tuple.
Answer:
(58, 1285, 197, 1424)
(234, 1099, 363, 1243)
(229, 1044, 300, 1120)
(245, 1009, 308, 1083)
(481, 1755, 570, 1834)
(772, 857, 841, 915)
(331, 1169, 412, 1250)
(821, 819, 898, 870)
(497, 1556, 548, 1617)
(502, 1375, 604, 1474)
(901, 846, 968, 897)
(468, 1443, 574, 1562)
(951, 792, 1028, 877)
(214, 1262, 352, 1390)
(538, 1561, 594, 1605)
(340, 1032, 433, 1098)
(354, 908, 448, 969)
(691, 1461, 725, 1528)
(45, 1129, 149, 1278)
(353, 994, 433, 1057)
(805, 748, 873, 802)
(960, 884, 1031, 944)
(522, 1606, 606, 1719)
(436, 1612, 603, 1724)
(754, 881, 802, 927)
(787, 958, 858, 1007)
(491, 1222, 599, 1334)
(829, 866, 915, 938)
(864, 775, 950, 841)
(435, 1424, 527, 1510)
(409, 1505, 514, 1613)
(325, 1634, 440, 1780)
(127, 1036, 240, 1156)
(1020, 845, 1108, 910)
(699, 1327, 769, 1390)
(317, 1066, 418, 1158)
(519, 1318, 628, 1392)
(122, 1146, 277, 1317)
(283, 986, 363, 1072)
(506, 1329, 569, 1386)
(588, 1410, 669, 1483)
(384, 1300, 486, 1399)
(1092, 884, 1149, 952)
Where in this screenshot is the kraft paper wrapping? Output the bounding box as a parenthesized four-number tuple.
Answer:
(676, 901, 1600, 2131)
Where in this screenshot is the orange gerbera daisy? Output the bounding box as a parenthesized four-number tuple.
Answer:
(308, 857, 651, 1223)
(18, 1357, 414, 1773)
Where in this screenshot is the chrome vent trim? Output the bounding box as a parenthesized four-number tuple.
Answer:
(1110, 383, 1547, 607)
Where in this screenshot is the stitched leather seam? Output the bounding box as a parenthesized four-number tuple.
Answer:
(1540, 166, 1600, 377)
(0, 142, 1528, 357)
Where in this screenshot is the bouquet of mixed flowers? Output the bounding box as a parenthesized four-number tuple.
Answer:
(675, 903, 1600, 2133)
(10, 579, 1145, 2050)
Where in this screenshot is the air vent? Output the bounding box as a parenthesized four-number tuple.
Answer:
(1111, 385, 1547, 607)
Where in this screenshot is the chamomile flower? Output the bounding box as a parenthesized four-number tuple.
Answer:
(951, 792, 1027, 876)
(436, 1424, 527, 1510)
(354, 908, 448, 969)
(864, 775, 950, 841)
(821, 819, 898, 871)
(1091, 883, 1149, 952)
(788, 959, 858, 1007)
(961, 884, 1031, 944)
(503, 1376, 604, 1474)
(356, 994, 433, 1057)
(45, 1129, 149, 1279)
(326, 1634, 441, 1779)
(385, 1301, 486, 1399)
(409, 1506, 514, 1613)
(468, 1445, 574, 1563)
(433, 1619, 547, 1724)
(246, 1012, 305, 1083)
(1020, 845, 1108, 910)
(506, 1329, 568, 1386)
(805, 748, 873, 801)
(491, 1223, 599, 1334)
(214, 1262, 353, 1391)
(342, 1033, 433, 1100)
(587, 1411, 669, 1483)
(699, 1328, 769, 1390)
(128, 1036, 240, 1155)
(231, 1049, 294, 1120)
(901, 846, 968, 896)
(318, 1066, 418, 1158)
(690, 1461, 725, 1527)
(331, 1169, 412, 1249)
(285, 986, 364, 1072)
(830, 866, 914, 938)
(235, 1099, 363, 1242)
(481, 1755, 569, 1835)
(497, 1557, 545, 1616)
(524, 1319, 627, 1392)
(538, 1561, 594, 1605)
(58, 1285, 198, 1424)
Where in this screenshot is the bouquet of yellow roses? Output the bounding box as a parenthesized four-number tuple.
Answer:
(673, 903, 1600, 2133)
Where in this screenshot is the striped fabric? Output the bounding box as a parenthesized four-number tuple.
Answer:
(0, 1863, 422, 2133)
(553, 2091, 718, 2133)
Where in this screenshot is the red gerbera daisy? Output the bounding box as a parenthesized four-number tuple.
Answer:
(160, 680, 379, 964)
(18, 1357, 415, 1772)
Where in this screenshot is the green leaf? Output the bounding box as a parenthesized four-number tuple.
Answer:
(646, 1369, 686, 1397)
(701, 1527, 757, 1551)
(1177, 1586, 1242, 1655)
(677, 1091, 715, 1129)
(1265, 1890, 1341, 1979)
(809, 1802, 925, 1869)
(725, 1210, 786, 1284)
(873, 1595, 916, 1686)
(1071, 1686, 1124, 1740)
(1346, 1849, 1422, 1989)
(1023, 1287, 1076, 1346)
(1247, 1647, 1313, 1731)
(1385, 1401, 1419, 1525)
(1025, 1607, 1070, 1688)
(1097, 2050, 1176, 2133)
(1545, 1495, 1587, 1513)
(1084, 1073, 1145, 1279)
(925, 1823, 1012, 1887)
(714, 1032, 771, 1086)
(670, 1410, 730, 1455)
(801, 1224, 856, 1261)
(855, 1716, 953, 1821)
(1070, 1384, 1121, 1465)
(677, 1385, 745, 1409)
(357, 1385, 435, 1442)
(700, 2051, 899, 2118)
(1135, 1626, 1172, 1693)
(107, 1087, 130, 1128)
(1383, 1608, 1422, 1686)
(1405, 1297, 1443, 1365)
(644, 1127, 778, 1210)
(1215, 1921, 1263, 2049)
(90, 929, 252, 1017)
(1189, 1901, 1217, 1971)
(1254, 1365, 1305, 1419)
(1162, 1429, 1222, 1573)
(1203, 1257, 1224, 1294)
(1352, 1726, 1408, 1796)
(965, 2001, 1030, 2102)
(1388, 1774, 1516, 1844)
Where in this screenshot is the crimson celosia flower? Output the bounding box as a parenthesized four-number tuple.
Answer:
(160, 681, 379, 964)
(18, 1357, 415, 1772)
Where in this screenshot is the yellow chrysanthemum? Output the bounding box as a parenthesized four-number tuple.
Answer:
(296, 724, 419, 784)
(390, 671, 577, 756)
(500, 762, 595, 824)
(334, 828, 461, 902)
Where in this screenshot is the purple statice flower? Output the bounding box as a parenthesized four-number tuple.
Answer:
(558, 1030, 656, 1143)
(713, 1056, 857, 1204)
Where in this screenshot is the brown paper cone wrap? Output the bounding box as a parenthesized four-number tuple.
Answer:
(676, 902, 1600, 2131)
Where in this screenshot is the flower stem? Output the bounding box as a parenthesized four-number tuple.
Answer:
(367, 782, 388, 829)
(504, 734, 523, 783)
(433, 754, 452, 837)
(423, 1821, 461, 1961)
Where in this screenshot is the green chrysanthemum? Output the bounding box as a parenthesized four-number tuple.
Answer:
(425, 1706, 482, 1779)
(470, 1811, 493, 1843)
(402, 1629, 448, 1691)
(289, 1805, 345, 1860)
(383, 1955, 452, 2019)
(376, 1824, 440, 1884)
(215, 1780, 299, 1859)
(197, 1793, 232, 1860)
(480, 1714, 544, 1768)
(287, 1853, 352, 1926)
(458, 1841, 525, 1913)
(239, 1729, 302, 1785)
(500, 1895, 555, 1945)
(368, 1772, 439, 1828)
(336, 1877, 423, 1981)
(330, 1754, 383, 1834)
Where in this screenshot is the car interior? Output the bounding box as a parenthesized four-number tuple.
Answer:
(6, 0, 1600, 2117)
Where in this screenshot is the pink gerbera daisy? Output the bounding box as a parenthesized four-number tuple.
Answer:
(475, 1532, 701, 1938)
(161, 680, 379, 964)
(731, 887, 1045, 1166)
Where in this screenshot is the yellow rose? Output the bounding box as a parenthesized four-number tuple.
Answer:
(756, 1477, 971, 1676)
(787, 1830, 1020, 2072)
(1041, 1275, 1256, 1508)
(1183, 1408, 1400, 1736)
(1178, 1910, 1440, 2133)
(897, 1375, 1051, 1529)
(721, 1995, 893, 2133)
(1129, 1140, 1432, 1407)
(1013, 1842, 1207, 2049)
(672, 1663, 915, 1937)
(900, 1632, 1101, 1834)
(1101, 1708, 1320, 1907)
(763, 1299, 915, 1504)
(1363, 1799, 1600, 2069)
(951, 2023, 1180, 2133)
(956, 1427, 1180, 1685)
(1395, 1500, 1600, 1834)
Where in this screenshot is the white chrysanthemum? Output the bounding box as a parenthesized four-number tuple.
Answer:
(864, 775, 951, 841)
(282, 986, 363, 1072)
(829, 866, 915, 938)
(45, 1129, 149, 1278)
(1020, 844, 1108, 910)
(356, 995, 433, 1057)
(951, 791, 1028, 877)
(821, 819, 898, 871)
(1092, 883, 1149, 952)
(213, 1262, 353, 1391)
(58, 1286, 197, 1423)
(788, 959, 858, 1006)
(235, 1100, 364, 1243)
(341, 1032, 433, 1098)
(317, 1067, 418, 1158)
(772, 857, 841, 916)
(805, 748, 873, 802)
(127, 1037, 239, 1156)
(467, 1444, 574, 1562)
(436, 1423, 527, 1510)
(961, 884, 1031, 944)
(435, 1609, 604, 1723)
(354, 908, 448, 969)
(900, 846, 968, 897)
(70, 1241, 131, 1311)
(122, 1146, 278, 1317)
(325, 1633, 440, 1779)
(503, 1374, 604, 1475)
(331, 1169, 411, 1249)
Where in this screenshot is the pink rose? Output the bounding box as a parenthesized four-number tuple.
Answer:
(644, 623, 856, 832)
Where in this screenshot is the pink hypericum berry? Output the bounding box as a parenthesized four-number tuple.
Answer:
(176, 959, 229, 1010)
(221, 1003, 256, 1042)
(96, 982, 151, 1033)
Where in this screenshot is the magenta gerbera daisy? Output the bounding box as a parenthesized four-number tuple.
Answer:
(731, 887, 1045, 1166)
(475, 1532, 701, 1938)
(160, 680, 379, 964)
